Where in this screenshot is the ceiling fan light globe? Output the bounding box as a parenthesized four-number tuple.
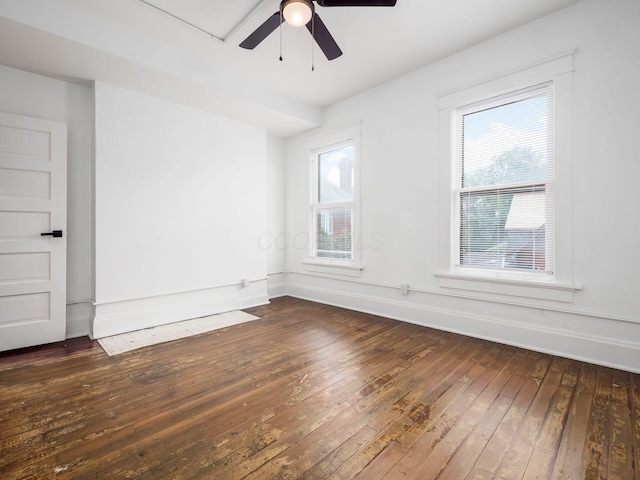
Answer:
(282, 0, 313, 27)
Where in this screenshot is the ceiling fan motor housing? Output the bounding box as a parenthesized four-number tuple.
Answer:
(281, 0, 314, 27)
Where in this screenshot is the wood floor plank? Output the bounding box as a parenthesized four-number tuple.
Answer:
(266, 407, 367, 480)
(417, 394, 513, 480)
(464, 351, 550, 479)
(302, 425, 378, 479)
(353, 336, 478, 429)
(185, 376, 363, 479)
(375, 345, 519, 480)
(608, 370, 635, 480)
(493, 357, 570, 479)
(522, 381, 574, 479)
(437, 353, 529, 480)
(352, 441, 405, 480)
(0, 296, 638, 480)
(309, 340, 490, 479)
(582, 367, 613, 480)
(549, 362, 597, 480)
(394, 346, 521, 479)
(632, 373, 640, 480)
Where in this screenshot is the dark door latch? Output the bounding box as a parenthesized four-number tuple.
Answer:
(41, 230, 63, 238)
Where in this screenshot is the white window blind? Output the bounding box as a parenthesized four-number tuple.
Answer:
(312, 143, 354, 260)
(456, 83, 554, 274)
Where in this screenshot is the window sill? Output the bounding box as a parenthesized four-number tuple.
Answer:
(303, 260, 363, 278)
(435, 271, 581, 303)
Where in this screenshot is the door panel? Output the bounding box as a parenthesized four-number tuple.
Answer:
(0, 292, 50, 326)
(0, 211, 50, 236)
(0, 168, 51, 198)
(0, 112, 67, 352)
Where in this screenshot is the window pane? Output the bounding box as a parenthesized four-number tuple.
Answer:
(457, 85, 554, 275)
(462, 91, 552, 189)
(318, 146, 354, 204)
(460, 187, 548, 272)
(315, 205, 352, 259)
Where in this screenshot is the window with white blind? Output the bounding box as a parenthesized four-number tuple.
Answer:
(455, 83, 554, 276)
(437, 52, 577, 301)
(311, 141, 355, 261)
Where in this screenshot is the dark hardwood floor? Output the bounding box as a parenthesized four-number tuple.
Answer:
(1, 296, 638, 479)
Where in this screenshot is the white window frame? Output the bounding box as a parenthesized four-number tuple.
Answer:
(435, 51, 581, 302)
(302, 123, 362, 277)
(310, 139, 355, 259)
(453, 83, 554, 280)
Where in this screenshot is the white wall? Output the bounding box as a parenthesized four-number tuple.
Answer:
(93, 82, 269, 337)
(0, 65, 94, 338)
(266, 135, 287, 297)
(283, 0, 640, 372)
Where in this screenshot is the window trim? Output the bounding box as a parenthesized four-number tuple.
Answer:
(303, 123, 362, 276)
(436, 51, 580, 301)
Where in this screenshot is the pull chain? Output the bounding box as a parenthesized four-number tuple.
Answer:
(279, 9, 283, 61)
(311, 13, 315, 71)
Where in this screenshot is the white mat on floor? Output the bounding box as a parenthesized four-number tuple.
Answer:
(97, 310, 259, 356)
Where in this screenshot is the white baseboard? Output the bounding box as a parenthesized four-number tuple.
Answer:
(285, 280, 640, 374)
(91, 282, 268, 339)
(267, 273, 287, 299)
(66, 301, 92, 338)
(239, 292, 270, 310)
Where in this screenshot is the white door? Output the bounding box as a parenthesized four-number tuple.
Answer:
(0, 112, 67, 351)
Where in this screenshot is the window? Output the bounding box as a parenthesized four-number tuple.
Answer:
(455, 84, 553, 276)
(436, 52, 578, 301)
(311, 142, 355, 261)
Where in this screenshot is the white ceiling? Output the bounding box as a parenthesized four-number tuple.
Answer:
(0, 0, 583, 137)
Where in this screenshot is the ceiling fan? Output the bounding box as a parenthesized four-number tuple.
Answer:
(240, 0, 397, 61)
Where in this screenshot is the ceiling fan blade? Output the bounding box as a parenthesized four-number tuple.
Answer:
(239, 12, 283, 49)
(315, 0, 396, 6)
(306, 13, 343, 60)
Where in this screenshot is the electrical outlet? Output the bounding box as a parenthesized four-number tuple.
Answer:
(400, 284, 409, 295)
